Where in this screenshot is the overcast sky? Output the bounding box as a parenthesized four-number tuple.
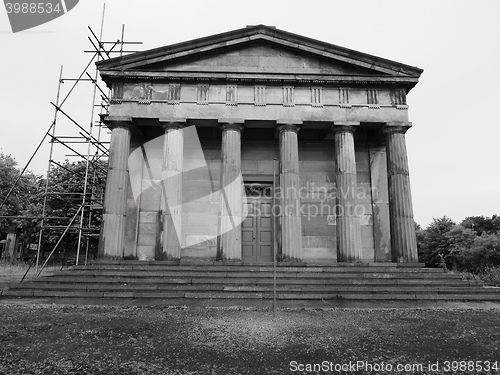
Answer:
(0, 0, 499, 227)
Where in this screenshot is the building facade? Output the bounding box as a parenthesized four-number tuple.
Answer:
(96, 25, 423, 264)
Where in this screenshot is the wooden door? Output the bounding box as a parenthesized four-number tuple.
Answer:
(242, 184, 273, 263)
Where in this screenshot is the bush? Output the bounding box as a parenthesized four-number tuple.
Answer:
(0, 260, 29, 274)
(459, 233, 500, 272)
(460, 271, 480, 281)
(479, 267, 500, 287)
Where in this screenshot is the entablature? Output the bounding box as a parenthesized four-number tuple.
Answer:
(108, 82, 409, 109)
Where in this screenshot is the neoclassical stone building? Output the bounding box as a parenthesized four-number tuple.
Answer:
(96, 25, 422, 264)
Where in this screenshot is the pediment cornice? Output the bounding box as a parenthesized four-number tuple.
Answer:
(97, 25, 422, 89)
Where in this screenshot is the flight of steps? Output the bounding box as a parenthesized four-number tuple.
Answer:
(2, 260, 500, 302)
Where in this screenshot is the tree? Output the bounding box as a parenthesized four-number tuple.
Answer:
(460, 234, 500, 272)
(461, 215, 500, 236)
(443, 225, 476, 270)
(0, 152, 43, 240)
(0, 153, 106, 263)
(417, 216, 456, 267)
(417, 215, 500, 274)
(39, 159, 106, 261)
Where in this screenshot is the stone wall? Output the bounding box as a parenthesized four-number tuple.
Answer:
(180, 145, 221, 260)
(122, 133, 390, 262)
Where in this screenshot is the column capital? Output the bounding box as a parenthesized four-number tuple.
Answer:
(333, 121, 360, 127)
(332, 121, 360, 135)
(277, 119, 302, 127)
(100, 115, 133, 130)
(160, 118, 186, 131)
(276, 120, 302, 134)
(276, 124, 300, 133)
(332, 126, 356, 134)
(219, 119, 244, 133)
(383, 122, 412, 135)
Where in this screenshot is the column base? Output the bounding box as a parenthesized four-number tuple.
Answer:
(98, 213, 125, 259)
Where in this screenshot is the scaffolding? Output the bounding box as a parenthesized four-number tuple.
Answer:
(0, 5, 142, 273)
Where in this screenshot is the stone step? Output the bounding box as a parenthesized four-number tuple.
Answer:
(3, 289, 500, 301)
(88, 260, 428, 268)
(74, 264, 443, 273)
(3, 263, 494, 303)
(28, 275, 477, 286)
(8, 282, 498, 294)
(57, 270, 460, 279)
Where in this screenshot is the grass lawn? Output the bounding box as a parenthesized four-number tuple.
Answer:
(1, 303, 500, 374)
(0, 261, 58, 284)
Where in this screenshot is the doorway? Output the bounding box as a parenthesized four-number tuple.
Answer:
(242, 183, 274, 263)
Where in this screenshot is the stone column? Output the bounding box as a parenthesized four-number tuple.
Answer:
(219, 119, 244, 260)
(99, 116, 132, 258)
(383, 123, 418, 263)
(277, 120, 303, 261)
(160, 119, 185, 260)
(333, 122, 362, 262)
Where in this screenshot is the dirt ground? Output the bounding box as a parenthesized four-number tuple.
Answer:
(1, 303, 500, 375)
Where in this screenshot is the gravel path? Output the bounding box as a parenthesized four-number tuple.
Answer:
(1, 304, 500, 374)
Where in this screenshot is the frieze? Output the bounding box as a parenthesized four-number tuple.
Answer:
(111, 82, 124, 99)
(117, 82, 409, 108)
(391, 88, 407, 105)
(197, 84, 209, 105)
(131, 84, 152, 100)
(367, 89, 378, 105)
(283, 86, 295, 107)
(226, 85, 237, 106)
(311, 87, 323, 107)
(254, 85, 266, 106)
(339, 88, 350, 105)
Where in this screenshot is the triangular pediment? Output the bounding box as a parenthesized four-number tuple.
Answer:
(98, 25, 422, 85)
(134, 42, 384, 76)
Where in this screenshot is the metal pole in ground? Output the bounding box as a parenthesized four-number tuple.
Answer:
(273, 158, 277, 316)
(76, 4, 107, 265)
(37, 205, 83, 277)
(36, 65, 64, 273)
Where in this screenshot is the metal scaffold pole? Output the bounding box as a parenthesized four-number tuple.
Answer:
(36, 65, 64, 273)
(273, 158, 278, 316)
(0, 5, 142, 277)
(76, 4, 106, 266)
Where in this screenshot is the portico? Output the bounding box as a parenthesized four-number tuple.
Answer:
(97, 25, 423, 264)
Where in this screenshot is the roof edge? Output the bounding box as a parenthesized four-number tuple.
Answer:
(96, 25, 423, 77)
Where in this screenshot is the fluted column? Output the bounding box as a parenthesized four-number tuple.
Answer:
(277, 121, 303, 261)
(333, 123, 362, 262)
(160, 119, 185, 260)
(219, 120, 244, 260)
(384, 123, 418, 262)
(99, 116, 132, 258)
